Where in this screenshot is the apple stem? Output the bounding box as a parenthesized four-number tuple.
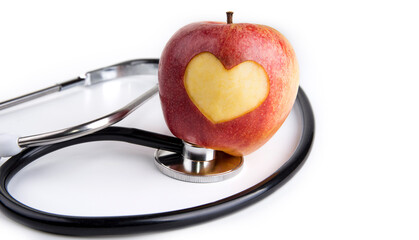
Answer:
(226, 11, 233, 24)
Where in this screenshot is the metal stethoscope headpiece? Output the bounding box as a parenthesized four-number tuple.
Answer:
(0, 59, 242, 183)
(0, 59, 161, 155)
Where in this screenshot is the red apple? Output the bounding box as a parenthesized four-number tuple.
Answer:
(158, 12, 299, 156)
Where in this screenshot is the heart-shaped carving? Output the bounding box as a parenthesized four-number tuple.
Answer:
(184, 52, 269, 123)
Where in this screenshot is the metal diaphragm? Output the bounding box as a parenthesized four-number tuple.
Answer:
(154, 142, 243, 183)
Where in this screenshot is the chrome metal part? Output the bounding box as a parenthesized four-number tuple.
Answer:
(182, 142, 215, 161)
(0, 59, 159, 148)
(0, 59, 158, 111)
(85, 60, 158, 86)
(154, 144, 243, 183)
(18, 84, 158, 147)
(0, 85, 62, 111)
(0, 77, 86, 111)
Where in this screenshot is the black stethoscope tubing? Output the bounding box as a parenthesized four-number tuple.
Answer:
(0, 87, 314, 236)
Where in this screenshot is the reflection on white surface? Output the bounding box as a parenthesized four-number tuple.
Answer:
(2, 75, 302, 216)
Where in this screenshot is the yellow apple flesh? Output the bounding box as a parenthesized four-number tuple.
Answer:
(184, 52, 269, 124)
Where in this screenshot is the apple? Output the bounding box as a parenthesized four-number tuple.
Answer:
(158, 12, 299, 156)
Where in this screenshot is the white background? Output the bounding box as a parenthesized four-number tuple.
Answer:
(1, 0, 418, 239)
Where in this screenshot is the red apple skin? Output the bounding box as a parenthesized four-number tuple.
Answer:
(158, 21, 299, 156)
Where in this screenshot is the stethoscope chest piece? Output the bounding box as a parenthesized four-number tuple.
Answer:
(154, 142, 243, 183)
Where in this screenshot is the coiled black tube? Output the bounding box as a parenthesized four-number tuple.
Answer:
(0, 87, 314, 236)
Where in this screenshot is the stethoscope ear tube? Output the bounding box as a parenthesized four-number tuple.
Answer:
(0, 87, 314, 236)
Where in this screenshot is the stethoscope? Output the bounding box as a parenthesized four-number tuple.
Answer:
(0, 59, 315, 236)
